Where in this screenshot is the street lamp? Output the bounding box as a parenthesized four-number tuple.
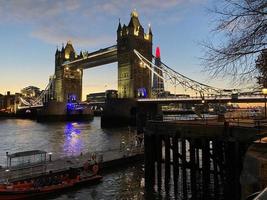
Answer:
(262, 88, 267, 118)
(48, 152, 53, 162)
(5, 169, 10, 183)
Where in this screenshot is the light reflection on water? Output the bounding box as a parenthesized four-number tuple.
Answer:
(0, 117, 132, 165)
(63, 122, 83, 157)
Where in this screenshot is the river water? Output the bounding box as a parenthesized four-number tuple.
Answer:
(0, 117, 146, 200)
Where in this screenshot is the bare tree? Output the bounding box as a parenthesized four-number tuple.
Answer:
(256, 49, 267, 86)
(202, 0, 267, 84)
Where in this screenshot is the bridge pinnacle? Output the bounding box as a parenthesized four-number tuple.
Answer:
(131, 9, 138, 18)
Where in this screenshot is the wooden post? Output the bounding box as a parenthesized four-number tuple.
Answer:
(212, 140, 219, 199)
(173, 135, 179, 197)
(234, 141, 240, 200)
(156, 134, 162, 192)
(190, 139, 196, 199)
(144, 134, 155, 194)
(195, 147, 200, 198)
(224, 141, 234, 200)
(164, 136, 171, 194)
(181, 138, 187, 199)
(202, 139, 210, 199)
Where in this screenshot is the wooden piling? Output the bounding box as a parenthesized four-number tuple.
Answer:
(144, 134, 155, 193)
(156, 134, 162, 192)
(212, 140, 219, 199)
(202, 139, 210, 199)
(172, 135, 179, 197)
(164, 136, 171, 194)
(181, 138, 187, 199)
(189, 139, 196, 199)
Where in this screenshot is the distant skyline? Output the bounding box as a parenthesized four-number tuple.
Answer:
(0, 0, 246, 100)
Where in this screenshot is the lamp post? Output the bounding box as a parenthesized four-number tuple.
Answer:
(48, 152, 53, 162)
(5, 169, 10, 183)
(262, 88, 267, 118)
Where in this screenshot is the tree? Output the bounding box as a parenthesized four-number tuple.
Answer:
(256, 49, 267, 87)
(202, 0, 267, 84)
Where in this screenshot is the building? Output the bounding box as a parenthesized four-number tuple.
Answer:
(117, 10, 152, 98)
(21, 86, 41, 97)
(0, 91, 20, 113)
(86, 90, 118, 103)
(86, 92, 106, 103)
(152, 47, 165, 97)
(0, 94, 4, 110)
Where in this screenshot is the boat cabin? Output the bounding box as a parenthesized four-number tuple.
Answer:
(6, 150, 47, 169)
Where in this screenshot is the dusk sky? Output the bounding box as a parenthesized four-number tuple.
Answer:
(0, 0, 238, 99)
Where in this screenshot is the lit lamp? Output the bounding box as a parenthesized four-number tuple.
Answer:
(48, 152, 53, 162)
(5, 169, 10, 183)
(262, 88, 267, 118)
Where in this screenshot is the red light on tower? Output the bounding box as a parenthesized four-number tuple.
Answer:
(156, 47, 160, 58)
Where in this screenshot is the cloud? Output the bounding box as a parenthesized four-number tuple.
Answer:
(31, 26, 114, 48)
(0, 0, 81, 22)
(0, 0, 204, 47)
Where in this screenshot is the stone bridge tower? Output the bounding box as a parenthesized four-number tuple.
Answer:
(54, 41, 83, 103)
(117, 10, 153, 98)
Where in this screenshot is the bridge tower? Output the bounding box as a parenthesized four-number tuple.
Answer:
(117, 10, 153, 98)
(54, 41, 83, 103)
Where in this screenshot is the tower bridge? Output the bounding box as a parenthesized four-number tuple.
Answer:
(54, 10, 152, 102)
(16, 10, 265, 123)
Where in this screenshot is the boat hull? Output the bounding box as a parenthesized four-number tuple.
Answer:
(0, 175, 102, 200)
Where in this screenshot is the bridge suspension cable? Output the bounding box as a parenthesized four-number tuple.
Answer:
(134, 49, 243, 97)
(32, 77, 54, 105)
(18, 76, 54, 108)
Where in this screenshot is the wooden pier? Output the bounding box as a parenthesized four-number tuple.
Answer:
(0, 147, 144, 183)
(144, 119, 266, 200)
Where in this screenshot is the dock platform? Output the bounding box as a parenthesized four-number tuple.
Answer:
(0, 147, 144, 183)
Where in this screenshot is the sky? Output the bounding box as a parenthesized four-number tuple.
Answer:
(0, 0, 233, 100)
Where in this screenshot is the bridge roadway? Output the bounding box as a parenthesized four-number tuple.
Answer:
(62, 45, 118, 69)
(137, 94, 267, 104)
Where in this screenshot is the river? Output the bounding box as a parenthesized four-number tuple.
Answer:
(0, 117, 147, 200)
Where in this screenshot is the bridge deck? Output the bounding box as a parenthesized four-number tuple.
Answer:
(138, 95, 267, 103)
(62, 45, 118, 69)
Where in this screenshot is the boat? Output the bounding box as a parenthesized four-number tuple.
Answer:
(0, 165, 102, 200)
(0, 150, 102, 200)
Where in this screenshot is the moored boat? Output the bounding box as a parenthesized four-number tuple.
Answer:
(0, 166, 102, 200)
(0, 150, 102, 200)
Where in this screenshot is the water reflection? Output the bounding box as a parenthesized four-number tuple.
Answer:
(63, 122, 83, 157)
(64, 122, 81, 135)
